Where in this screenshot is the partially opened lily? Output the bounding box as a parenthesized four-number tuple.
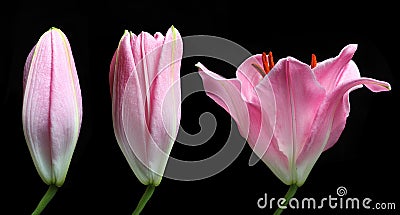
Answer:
(23, 27, 82, 214)
(197, 44, 390, 213)
(109, 26, 182, 214)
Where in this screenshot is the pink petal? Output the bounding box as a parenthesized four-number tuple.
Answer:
(122, 69, 153, 184)
(323, 75, 391, 151)
(197, 63, 252, 140)
(110, 31, 136, 135)
(110, 31, 137, 98)
(236, 54, 264, 104)
(23, 45, 35, 93)
(49, 29, 82, 186)
(314, 44, 359, 93)
(132, 30, 165, 123)
(109, 48, 117, 96)
(110, 31, 150, 184)
(198, 61, 278, 167)
(260, 137, 291, 185)
(296, 77, 390, 186)
(247, 72, 277, 166)
(323, 61, 361, 151)
(23, 31, 53, 184)
(267, 57, 325, 166)
(147, 26, 183, 185)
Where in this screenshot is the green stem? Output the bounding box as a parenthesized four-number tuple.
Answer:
(273, 184, 298, 215)
(132, 185, 156, 215)
(32, 184, 58, 215)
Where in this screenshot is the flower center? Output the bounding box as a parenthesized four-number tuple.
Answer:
(252, 52, 318, 77)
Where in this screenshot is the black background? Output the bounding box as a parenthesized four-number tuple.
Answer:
(1, 1, 399, 214)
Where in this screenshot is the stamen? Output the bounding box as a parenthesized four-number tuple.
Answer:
(252, 63, 266, 77)
(253, 51, 276, 77)
(311, 54, 317, 69)
(268, 51, 274, 70)
(262, 52, 270, 74)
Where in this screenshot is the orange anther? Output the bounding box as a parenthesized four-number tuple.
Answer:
(311, 54, 317, 69)
(262, 52, 270, 74)
(268, 51, 274, 70)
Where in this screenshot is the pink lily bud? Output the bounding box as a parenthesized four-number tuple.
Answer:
(197, 44, 391, 186)
(22, 28, 83, 187)
(109, 26, 183, 186)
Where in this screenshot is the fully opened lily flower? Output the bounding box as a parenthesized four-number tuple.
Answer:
(197, 44, 390, 213)
(23, 27, 82, 214)
(109, 26, 182, 214)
